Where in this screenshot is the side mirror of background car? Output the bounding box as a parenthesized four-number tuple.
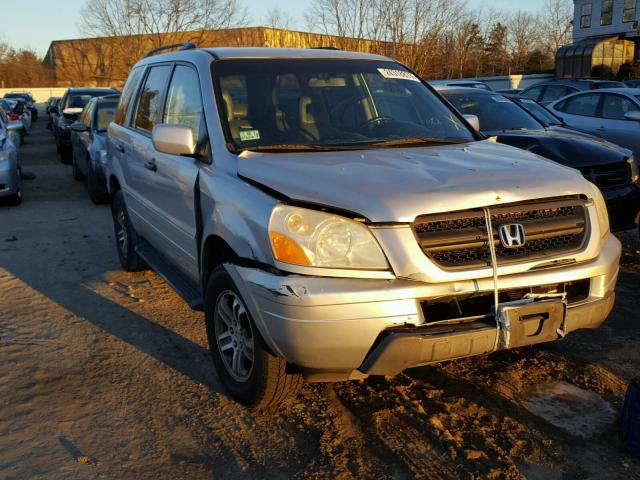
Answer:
(463, 114, 481, 132)
(624, 111, 640, 122)
(70, 122, 89, 132)
(152, 124, 195, 156)
(49, 106, 58, 114)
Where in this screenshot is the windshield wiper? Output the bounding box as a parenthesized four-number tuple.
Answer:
(368, 137, 469, 147)
(238, 143, 363, 153)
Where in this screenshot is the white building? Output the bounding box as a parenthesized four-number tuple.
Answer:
(557, 0, 640, 77)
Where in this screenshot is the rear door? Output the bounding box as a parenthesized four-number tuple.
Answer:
(139, 63, 207, 280)
(598, 93, 640, 158)
(123, 64, 173, 243)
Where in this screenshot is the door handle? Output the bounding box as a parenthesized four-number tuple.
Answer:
(114, 143, 125, 153)
(144, 159, 157, 172)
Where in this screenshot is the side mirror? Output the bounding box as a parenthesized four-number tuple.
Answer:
(463, 114, 480, 132)
(49, 106, 58, 114)
(70, 122, 89, 132)
(624, 111, 640, 121)
(152, 124, 195, 156)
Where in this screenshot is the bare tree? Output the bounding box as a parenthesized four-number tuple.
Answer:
(77, 0, 248, 83)
(264, 8, 295, 30)
(538, 0, 573, 57)
(508, 11, 541, 73)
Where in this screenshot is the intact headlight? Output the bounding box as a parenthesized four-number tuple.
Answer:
(593, 188, 610, 239)
(268, 204, 389, 270)
(628, 157, 639, 184)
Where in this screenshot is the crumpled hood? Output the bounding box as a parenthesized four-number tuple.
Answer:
(492, 128, 630, 168)
(237, 140, 592, 222)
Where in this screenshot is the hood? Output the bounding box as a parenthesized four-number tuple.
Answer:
(491, 128, 630, 168)
(237, 140, 592, 222)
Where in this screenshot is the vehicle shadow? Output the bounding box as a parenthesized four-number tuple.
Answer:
(3, 265, 221, 394)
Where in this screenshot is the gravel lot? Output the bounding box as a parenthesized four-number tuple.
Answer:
(1, 118, 639, 480)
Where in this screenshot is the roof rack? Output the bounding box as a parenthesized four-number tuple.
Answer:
(143, 42, 196, 58)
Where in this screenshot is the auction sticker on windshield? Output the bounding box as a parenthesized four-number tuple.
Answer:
(377, 68, 420, 82)
(239, 129, 260, 142)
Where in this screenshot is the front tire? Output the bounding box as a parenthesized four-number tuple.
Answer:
(5, 168, 23, 206)
(111, 190, 146, 272)
(204, 266, 303, 411)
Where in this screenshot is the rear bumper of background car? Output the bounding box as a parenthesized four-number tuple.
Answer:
(0, 159, 19, 197)
(226, 234, 621, 382)
(603, 183, 640, 231)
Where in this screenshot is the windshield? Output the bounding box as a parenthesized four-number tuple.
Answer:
(517, 98, 562, 126)
(213, 59, 475, 151)
(4, 93, 29, 100)
(96, 103, 117, 132)
(444, 93, 542, 132)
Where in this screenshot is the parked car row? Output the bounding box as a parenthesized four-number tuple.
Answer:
(41, 47, 632, 412)
(435, 87, 640, 232)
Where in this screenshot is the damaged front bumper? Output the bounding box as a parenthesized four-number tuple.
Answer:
(226, 234, 621, 382)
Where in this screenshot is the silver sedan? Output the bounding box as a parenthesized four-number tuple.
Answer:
(547, 88, 640, 159)
(0, 109, 22, 205)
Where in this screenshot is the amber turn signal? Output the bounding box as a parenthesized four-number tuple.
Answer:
(271, 232, 311, 266)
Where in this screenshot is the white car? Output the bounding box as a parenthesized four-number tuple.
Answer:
(548, 88, 640, 160)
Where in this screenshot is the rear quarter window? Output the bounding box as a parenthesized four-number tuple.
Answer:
(115, 66, 144, 125)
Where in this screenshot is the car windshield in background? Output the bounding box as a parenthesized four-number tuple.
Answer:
(444, 93, 541, 133)
(517, 98, 562, 126)
(4, 93, 29, 100)
(65, 93, 111, 109)
(96, 103, 117, 131)
(213, 59, 475, 152)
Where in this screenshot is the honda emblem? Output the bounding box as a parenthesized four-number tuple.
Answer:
(499, 223, 526, 248)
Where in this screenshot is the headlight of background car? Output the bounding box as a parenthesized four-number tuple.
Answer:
(593, 188, 610, 240)
(269, 205, 389, 270)
(628, 157, 639, 184)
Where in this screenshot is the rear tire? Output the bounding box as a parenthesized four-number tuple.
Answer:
(204, 266, 303, 411)
(87, 162, 108, 204)
(72, 154, 85, 181)
(111, 190, 146, 272)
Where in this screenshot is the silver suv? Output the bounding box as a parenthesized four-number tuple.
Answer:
(107, 45, 621, 410)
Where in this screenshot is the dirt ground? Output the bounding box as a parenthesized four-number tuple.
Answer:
(1, 118, 639, 480)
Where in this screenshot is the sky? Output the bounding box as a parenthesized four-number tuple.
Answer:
(2, 0, 549, 57)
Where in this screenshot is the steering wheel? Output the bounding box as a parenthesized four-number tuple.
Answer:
(359, 116, 393, 133)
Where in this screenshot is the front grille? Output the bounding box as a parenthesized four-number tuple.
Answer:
(412, 197, 588, 269)
(579, 161, 630, 189)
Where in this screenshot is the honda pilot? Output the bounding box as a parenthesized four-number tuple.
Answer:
(107, 46, 621, 410)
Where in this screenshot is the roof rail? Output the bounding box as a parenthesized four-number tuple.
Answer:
(309, 46, 340, 50)
(143, 42, 196, 58)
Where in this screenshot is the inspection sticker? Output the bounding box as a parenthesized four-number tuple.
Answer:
(239, 129, 260, 142)
(377, 68, 420, 82)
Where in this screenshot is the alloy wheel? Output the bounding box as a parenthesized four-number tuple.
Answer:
(214, 290, 255, 382)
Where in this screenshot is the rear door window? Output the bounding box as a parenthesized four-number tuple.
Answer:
(561, 93, 600, 117)
(541, 85, 571, 103)
(115, 67, 144, 125)
(601, 94, 637, 119)
(132, 65, 172, 133)
(521, 86, 544, 101)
